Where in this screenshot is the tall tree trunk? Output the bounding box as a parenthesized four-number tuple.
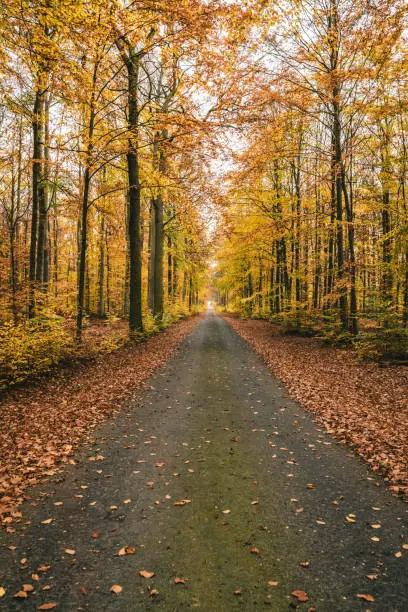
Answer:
(36, 92, 50, 287)
(29, 76, 45, 317)
(77, 61, 98, 341)
(98, 213, 105, 317)
(153, 197, 164, 317)
(148, 200, 156, 312)
(126, 51, 143, 334)
(342, 171, 358, 334)
(167, 235, 172, 300)
(333, 100, 347, 329)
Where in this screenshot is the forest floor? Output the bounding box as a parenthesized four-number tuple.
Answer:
(226, 316, 408, 500)
(0, 315, 201, 528)
(0, 312, 407, 610)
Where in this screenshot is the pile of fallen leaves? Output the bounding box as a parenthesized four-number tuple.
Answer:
(226, 316, 408, 499)
(0, 316, 200, 528)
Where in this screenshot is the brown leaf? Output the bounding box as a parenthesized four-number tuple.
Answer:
(64, 549, 75, 555)
(174, 578, 186, 584)
(23, 584, 34, 592)
(110, 585, 122, 594)
(299, 562, 310, 568)
(356, 593, 375, 602)
(139, 570, 155, 579)
(173, 499, 191, 506)
(251, 547, 260, 554)
(14, 591, 27, 599)
(268, 581, 278, 587)
(116, 545, 136, 556)
(38, 604, 58, 610)
(292, 590, 308, 602)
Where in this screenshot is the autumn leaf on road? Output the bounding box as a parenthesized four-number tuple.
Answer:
(139, 570, 155, 579)
(356, 593, 375, 602)
(116, 545, 136, 556)
(292, 590, 308, 602)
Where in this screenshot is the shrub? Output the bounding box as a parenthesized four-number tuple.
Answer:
(352, 328, 408, 362)
(0, 315, 75, 388)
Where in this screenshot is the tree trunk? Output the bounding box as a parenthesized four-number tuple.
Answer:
(29, 76, 45, 317)
(126, 51, 143, 334)
(36, 92, 50, 287)
(152, 197, 164, 317)
(98, 213, 105, 317)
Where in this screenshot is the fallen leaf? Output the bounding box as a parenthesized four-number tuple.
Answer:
(116, 545, 136, 556)
(251, 547, 260, 554)
(233, 589, 242, 595)
(110, 585, 122, 594)
(139, 570, 155, 579)
(306, 484, 315, 489)
(371, 524, 381, 529)
(173, 499, 191, 506)
(292, 590, 308, 602)
(91, 531, 99, 538)
(23, 585, 34, 592)
(299, 562, 310, 567)
(38, 604, 58, 610)
(268, 581, 278, 587)
(14, 591, 28, 599)
(251, 500, 259, 505)
(174, 578, 186, 584)
(222, 509, 231, 514)
(366, 575, 378, 580)
(356, 594, 375, 602)
(0, 587, 5, 598)
(64, 549, 75, 555)
(395, 551, 402, 558)
(149, 589, 159, 597)
(41, 519, 53, 524)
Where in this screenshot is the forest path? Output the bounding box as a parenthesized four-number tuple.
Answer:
(1, 312, 408, 611)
